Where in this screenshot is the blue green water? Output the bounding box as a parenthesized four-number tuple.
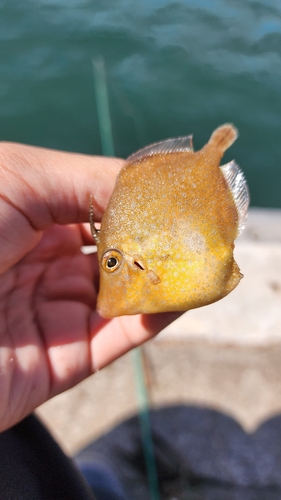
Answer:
(0, 0, 280, 207)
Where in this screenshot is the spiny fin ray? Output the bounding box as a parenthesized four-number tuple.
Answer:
(208, 124, 238, 153)
(127, 136, 193, 164)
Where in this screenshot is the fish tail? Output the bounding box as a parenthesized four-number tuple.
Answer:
(208, 124, 238, 153)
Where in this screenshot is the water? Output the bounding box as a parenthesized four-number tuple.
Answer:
(0, 0, 280, 207)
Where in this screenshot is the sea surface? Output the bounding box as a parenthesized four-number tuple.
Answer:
(0, 0, 280, 207)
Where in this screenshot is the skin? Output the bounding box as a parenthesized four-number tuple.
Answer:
(0, 142, 180, 433)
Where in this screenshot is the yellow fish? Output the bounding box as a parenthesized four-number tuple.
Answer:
(90, 124, 249, 318)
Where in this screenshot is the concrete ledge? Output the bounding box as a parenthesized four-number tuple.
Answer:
(239, 207, 281, 242)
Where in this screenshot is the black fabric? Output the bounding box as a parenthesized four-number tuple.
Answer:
(0, 414, 95, 500)
(3, 406, 281, 499)
(75, 405, 281, 500)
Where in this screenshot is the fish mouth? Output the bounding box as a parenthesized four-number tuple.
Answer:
(146, 269, 161, 285)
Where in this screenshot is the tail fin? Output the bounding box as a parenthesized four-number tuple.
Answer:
(208, 124, 238, 153)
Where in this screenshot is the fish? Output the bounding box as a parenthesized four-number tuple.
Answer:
(90, 124, 249, 318)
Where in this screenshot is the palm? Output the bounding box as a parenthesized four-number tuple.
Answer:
(0, 224, 92, 426)
(0, 224, 178, 429)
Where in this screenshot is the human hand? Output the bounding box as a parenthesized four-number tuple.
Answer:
(0, 143, 179, 432)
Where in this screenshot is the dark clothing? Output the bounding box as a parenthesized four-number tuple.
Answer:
(0, 415, 95, 500)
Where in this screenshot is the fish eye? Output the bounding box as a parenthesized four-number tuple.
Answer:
(101, 249, 123, 273)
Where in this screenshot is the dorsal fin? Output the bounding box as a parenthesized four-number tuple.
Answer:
(126, 136, 193, 164)
(208, 124, 238, 153)
(220, 160, 250, 235)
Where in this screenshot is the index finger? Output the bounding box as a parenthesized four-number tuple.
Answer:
(0, 142, 125, 273)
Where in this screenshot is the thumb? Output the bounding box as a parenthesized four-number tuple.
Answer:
(0, 142, 124, 273)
